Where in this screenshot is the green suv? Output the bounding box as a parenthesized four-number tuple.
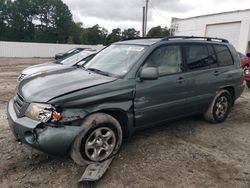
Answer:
(7, 36, 245, 165)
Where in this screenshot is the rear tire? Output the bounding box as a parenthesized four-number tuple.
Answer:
(70, 113, 123, 166)
(204, 90, 232, 123)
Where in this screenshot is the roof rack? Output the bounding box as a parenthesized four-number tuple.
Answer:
(161, 36, 229, 43)
(120, 37, 161, 41)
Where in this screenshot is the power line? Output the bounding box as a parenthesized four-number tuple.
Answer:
(148, 0, 172, 24)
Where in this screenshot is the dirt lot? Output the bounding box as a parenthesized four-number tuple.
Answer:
(0, 58, 250, 188)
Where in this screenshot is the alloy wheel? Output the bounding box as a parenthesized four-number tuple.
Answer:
(84, 127, 116, 162)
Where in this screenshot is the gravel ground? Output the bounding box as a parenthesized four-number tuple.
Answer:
(0, 58, 250, 188)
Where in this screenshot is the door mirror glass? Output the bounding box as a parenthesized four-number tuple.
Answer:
(140, 67, 159, 80)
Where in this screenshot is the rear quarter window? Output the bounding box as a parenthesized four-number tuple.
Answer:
(213, 45, 234, 66)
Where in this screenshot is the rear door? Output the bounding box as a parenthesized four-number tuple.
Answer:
(212, 44, 237, 88)
(182, 43, 219, 114)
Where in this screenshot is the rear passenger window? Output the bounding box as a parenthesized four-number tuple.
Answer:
(184, 44, 217, 70)
(213, 45, 234, 66)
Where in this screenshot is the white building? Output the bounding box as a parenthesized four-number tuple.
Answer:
(172, 9, 250, 54)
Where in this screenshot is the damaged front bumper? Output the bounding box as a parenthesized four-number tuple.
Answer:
(7, 99, 81, 156)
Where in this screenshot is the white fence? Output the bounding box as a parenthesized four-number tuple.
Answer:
(0, 41, 104, 58)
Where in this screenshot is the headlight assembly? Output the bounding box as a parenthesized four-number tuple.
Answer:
(25, 103, 61, 123)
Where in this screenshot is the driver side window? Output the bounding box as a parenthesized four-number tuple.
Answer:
(144, 45, 182, 76)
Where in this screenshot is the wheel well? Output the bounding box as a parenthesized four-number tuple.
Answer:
(222, 86, 235, 105)
(98, 109, 129, 138)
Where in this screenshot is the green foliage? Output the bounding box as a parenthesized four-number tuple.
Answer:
(0, 0, 74, 43)
(106, 28, 122, 45)
(80, 25, 108, 45)
(0, 0, 164, 45)
(122, 28, 140, 39)
(147, 26, 170, 38)
(105, 28, 141, 45)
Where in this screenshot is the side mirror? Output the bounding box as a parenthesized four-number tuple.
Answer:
(140, 67, 159, 80)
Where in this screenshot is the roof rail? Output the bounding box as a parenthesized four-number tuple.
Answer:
(120, 37, 161, 41)
(161, 36, 229, 43)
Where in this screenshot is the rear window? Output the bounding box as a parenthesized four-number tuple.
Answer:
(184, 44, 217, 70)
(213, 45, 234, 66)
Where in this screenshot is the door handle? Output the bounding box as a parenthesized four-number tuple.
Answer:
(213, 70, 220, 76)
(177, 77, 185, 83)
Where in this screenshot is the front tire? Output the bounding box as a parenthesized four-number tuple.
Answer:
(204, 90, 232, 123)
(70, 113, 123, 165)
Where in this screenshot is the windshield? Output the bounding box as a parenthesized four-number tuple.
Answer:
(59, 51, 95, 65)
(84, 44, 148, 77)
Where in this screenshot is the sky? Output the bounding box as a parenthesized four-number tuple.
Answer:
(62, 0, 250, 34)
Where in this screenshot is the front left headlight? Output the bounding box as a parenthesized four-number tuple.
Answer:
(25, 103, 60, 123)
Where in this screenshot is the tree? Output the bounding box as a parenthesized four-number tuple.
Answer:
(81, 25, 108, 45)
(71, 22, 83, 44)
(10, 0, 36, 41)
(0, 0, 35, 41)
(121, 28, 140, 39)
(106, 28, 122, 45)
(0, 1, 6, 40)
(0, 0, 143, 45)
(0, 0, 74, 43)
(147, 26, 170, 38)
(33, 0, 74, 43)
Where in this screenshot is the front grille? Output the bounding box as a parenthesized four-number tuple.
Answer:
(14, 93, 25, 116)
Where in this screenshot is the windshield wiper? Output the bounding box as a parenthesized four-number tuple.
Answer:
(87, 68, 112, 77)
(81, 67, 120, 78)
(88, 68, 121, 78)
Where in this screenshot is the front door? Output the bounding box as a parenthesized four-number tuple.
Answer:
(134, 45, 189, 127)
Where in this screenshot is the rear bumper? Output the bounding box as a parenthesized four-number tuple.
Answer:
(235, 84, 245, 100)
(7, 99, 81, 156)
(244, 68, 250, 81)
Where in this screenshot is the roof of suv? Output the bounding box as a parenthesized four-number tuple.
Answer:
(116, 38, 161, 46)
(115, 36, 229, 46)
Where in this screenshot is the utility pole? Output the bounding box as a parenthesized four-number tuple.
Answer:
(142, 6, 146, 37)
(144, 0, 149, 36)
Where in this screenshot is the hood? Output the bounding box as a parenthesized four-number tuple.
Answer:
(22, 62, 64, 76)
(18, 67, 117, 102)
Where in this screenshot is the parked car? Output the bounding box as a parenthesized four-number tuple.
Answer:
(238, 52, 250, 69)
(244, 68, 250, 88)
(18, 49, 97, 81)
(7, 36, 244, 165)
(55, 47, 89, 60)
